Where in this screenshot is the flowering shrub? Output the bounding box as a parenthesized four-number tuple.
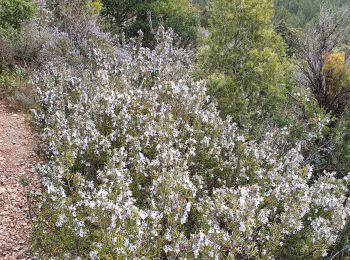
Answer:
(30, 15, 350, 260)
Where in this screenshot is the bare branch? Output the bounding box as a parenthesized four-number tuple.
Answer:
(294, 4, 350, 118)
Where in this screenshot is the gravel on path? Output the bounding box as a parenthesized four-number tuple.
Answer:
(0, 99, 40, 260)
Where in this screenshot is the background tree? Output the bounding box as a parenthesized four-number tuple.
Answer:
(46, 0, 102, 43)
(101, 0, 200, 47)
(0, 0, 35, 30)
(0, 0, 36, 70)
(274, 0, 349, 28)
(193, 0, 210, 27)
(295, 6, 350, 118)
(274, 0, 321, 28)
(196, 0, 292, 136)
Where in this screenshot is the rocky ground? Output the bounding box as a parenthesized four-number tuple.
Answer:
(0, 98, 40, 259)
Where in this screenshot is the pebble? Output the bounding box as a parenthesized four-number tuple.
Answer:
(13, 246, 21, 251)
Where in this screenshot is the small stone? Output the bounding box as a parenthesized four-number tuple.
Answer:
(13, 245, 21, 251)
(12, 141, 17, 145)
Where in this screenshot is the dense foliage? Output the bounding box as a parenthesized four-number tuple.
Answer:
(274, 0, 349, 28)
(0, 0, 36, 70)
(0, 0, 35, 30)
(101, 0, 200, 46)
(196, 0, 293, 136)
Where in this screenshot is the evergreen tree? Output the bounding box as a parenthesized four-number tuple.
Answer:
(197, 0, 291, 135)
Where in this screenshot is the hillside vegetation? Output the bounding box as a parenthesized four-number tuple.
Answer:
(1, 0, 350, 259)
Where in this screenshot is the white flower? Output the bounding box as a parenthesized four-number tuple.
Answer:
(89, 251, 98, 260)
(239, 222, 246, 233)
(165, 230, 172, 241)
(55, 214, 67, 228)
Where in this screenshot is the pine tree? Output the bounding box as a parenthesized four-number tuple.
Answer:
(197, 0, 290, 135)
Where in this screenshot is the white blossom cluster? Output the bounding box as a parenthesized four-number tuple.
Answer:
(32, 26, 350, 259)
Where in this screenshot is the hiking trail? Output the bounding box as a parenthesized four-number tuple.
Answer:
(0, 98, 40, 259)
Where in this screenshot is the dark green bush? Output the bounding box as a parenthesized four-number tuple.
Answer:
(0, 0, 36, 30)
(101, 0, 200, 47)
(0, 0, 36, 70)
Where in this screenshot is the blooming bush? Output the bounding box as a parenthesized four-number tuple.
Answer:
(29, 26, 350, 259)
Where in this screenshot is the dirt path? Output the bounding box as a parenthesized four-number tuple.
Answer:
(0, 99, 40, 259)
